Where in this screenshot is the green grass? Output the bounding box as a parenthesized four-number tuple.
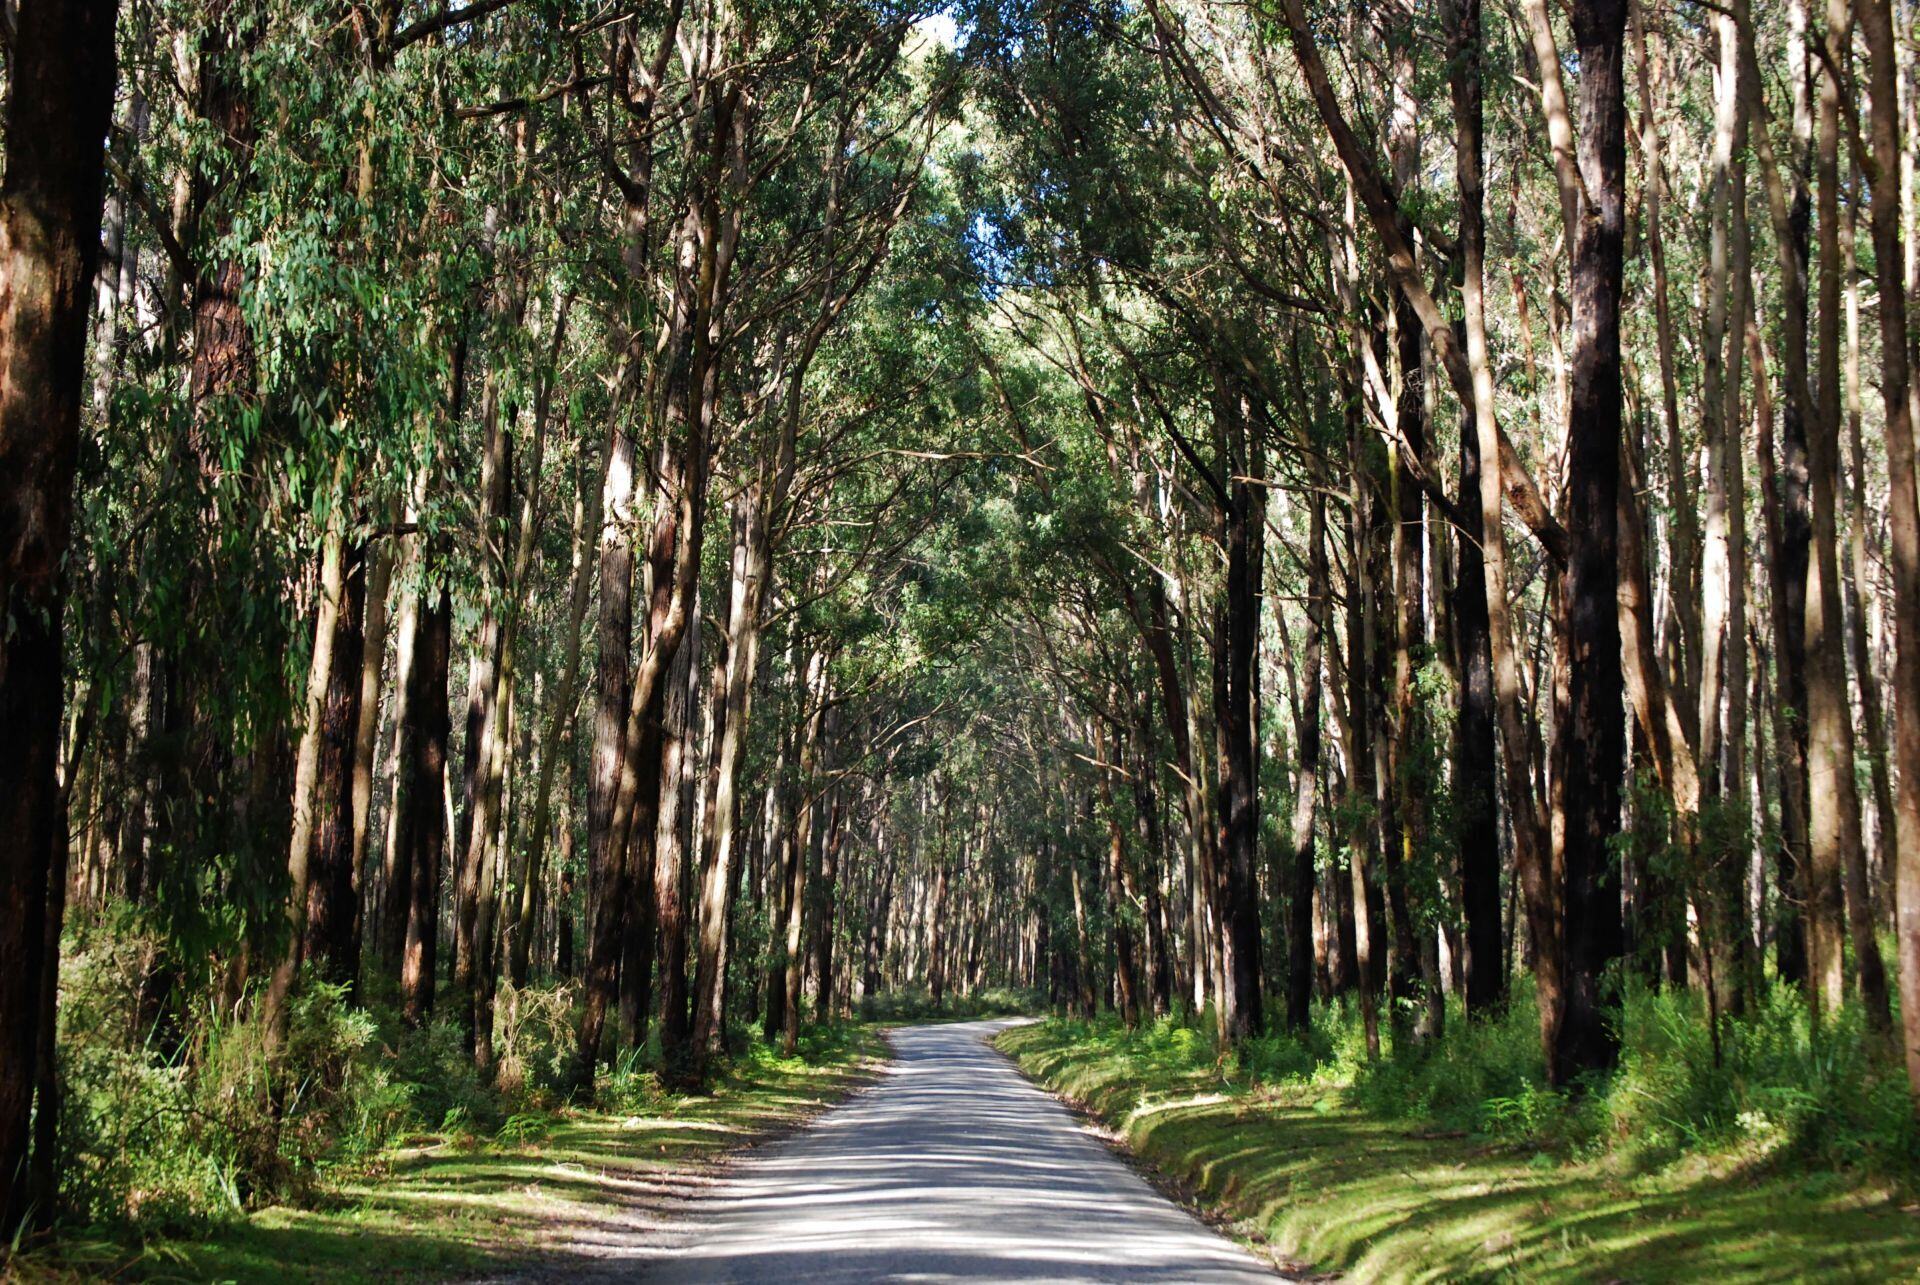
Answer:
(23, 1024, 886, 1284)
(998, 1016, 1920, 1283)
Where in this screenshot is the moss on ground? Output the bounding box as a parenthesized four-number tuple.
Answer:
(22, 1026, 885, 1284)
(998, 1019, 1920, 1283)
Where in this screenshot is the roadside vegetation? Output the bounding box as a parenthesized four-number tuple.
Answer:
(1002, 992, 1920, 1282)
(16, 950, 882, 1285)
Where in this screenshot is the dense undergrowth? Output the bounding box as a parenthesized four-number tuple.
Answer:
(1003, 985, 1920, 1280)
(24, 921, 881, 1275)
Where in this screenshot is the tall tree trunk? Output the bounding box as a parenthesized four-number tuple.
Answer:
(1444, 0, 1507, 1020)
(1460, 0, 1560, 1071)
(510, 431, 605, 986)
(1217, 417, 1266, 1041)
(1807, 0, 1886, 1027)
(574, 429, 639, 1077)
(1736, 0, 1817, 986)
(453, 397, 512, 1068)
(812, 793, 847, 1025)
(1852, 0, 1920, 1092)
(347, 534, 393, 990)
(653, 597, 700, 1079)
(1287, 485, 1328, 1030)
(305, 543, 367, 985)
(1098, 718, 1143, 1028)
(1530, 0, 1629, 1083)
(400, 586, 452, 1026)
(266, 482, 349, 1045)
(0, 0, 117, 1225)
(692, 487, 770, 1074)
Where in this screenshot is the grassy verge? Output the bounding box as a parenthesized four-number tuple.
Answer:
(28, 1023, 886, 1284)
(998, 1016, 1920, 1283)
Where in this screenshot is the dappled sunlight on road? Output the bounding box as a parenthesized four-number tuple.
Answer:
(645, 1020, 1279, 1283)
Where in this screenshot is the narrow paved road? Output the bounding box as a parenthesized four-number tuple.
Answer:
(644, 1019, 1280, 1283)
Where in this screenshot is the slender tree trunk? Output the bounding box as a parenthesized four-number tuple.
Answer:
(1288, 485, 1328, 1030)
(1443, 0, 1506, 1020)
(1538, 0, 1630, 1083)
(510, 432, 606, 986)
(653, 597, 700, 1079)
(453, 399, 512, 1067)
(1852, 0, 1920, 1092)
(1098, 718, 1143, 1027)
(812, 793, 847, 1025)
(1457, 0, 1559, 1069)
(692, 487, 769, 1074)
(347, 534, 393, 990)
(1217, 399, 1265, 1041)
(1807, 0, 1886, 1027)
(266, 482, 349, 1044)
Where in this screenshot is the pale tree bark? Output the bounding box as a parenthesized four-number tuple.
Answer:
(691, 486, 770, 1073)
(1721, 8, 1757, 1009)
(265, 476, 349, 1046)
(347, 533, 393, 984)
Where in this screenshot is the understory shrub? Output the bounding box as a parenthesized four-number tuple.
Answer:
(59, 936, 409, 1229)
(1605, 984, 1917, 1171)
(389, 1016, 500, 1135)
(492, 981, 578, 1101)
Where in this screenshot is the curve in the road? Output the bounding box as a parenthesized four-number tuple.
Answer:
(643, 1018, 1281, 1283)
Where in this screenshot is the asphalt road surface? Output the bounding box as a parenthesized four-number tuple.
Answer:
(643, 1018, 1281, 1283)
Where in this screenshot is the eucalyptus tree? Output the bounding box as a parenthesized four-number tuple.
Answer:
(0, 0, 120, 1228)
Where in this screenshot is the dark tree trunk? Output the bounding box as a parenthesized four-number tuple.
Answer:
(1287, 488, 1328, 1031)
(1129, 733, 1174, 1016)
(401, 586, 452, 1025)
(1099, 724, 1143, 1027)
(1451, 395, 1504, 1016)
(1775, 181, 1816, 989)
(1216, 388, 1265, 1041)
(764, 797, 798, 1040)
(305, 543, 367, 986)
(653, 605, 699, 1080)
(1553, 0, 1630, 1082)
(576, 430, 635, 1067)
(1441, 0, 1507, 1015)
(0, 0, 117, 1226)
(812, 795, 847, 1025)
